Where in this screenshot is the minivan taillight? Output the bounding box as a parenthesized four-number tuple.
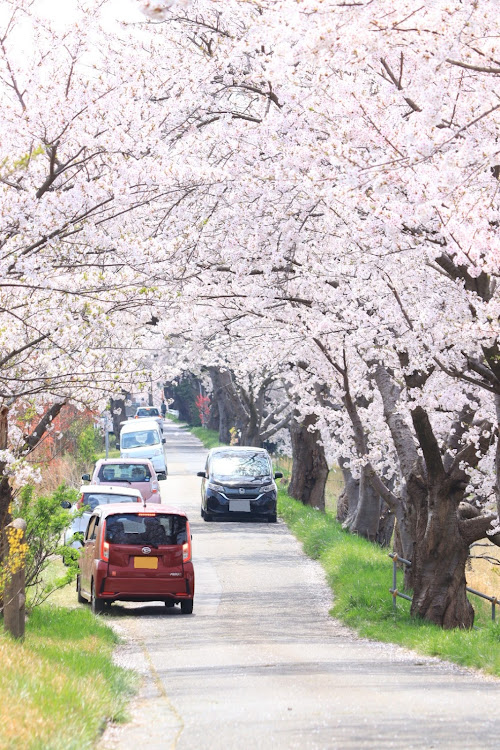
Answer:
(100, 521, 109, 561)
(183, 521, 192, 563)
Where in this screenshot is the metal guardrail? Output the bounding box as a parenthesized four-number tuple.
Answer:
(389, 553, 499, 622)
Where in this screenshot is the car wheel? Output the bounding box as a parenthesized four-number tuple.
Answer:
(77, 575, 86, 604)
(158, 472, 167, 481)
(180, 599, 193, 615)
(91, 581, 105, 615)
(268, 513, 277, 523)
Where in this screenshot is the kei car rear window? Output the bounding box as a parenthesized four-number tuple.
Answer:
(98, 463, 152, 482)
(82, 493, 138, 511)
(105, 514, 187, 546)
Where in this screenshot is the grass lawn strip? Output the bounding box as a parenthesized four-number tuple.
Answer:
(278, 490, 500, 678)
(0, 605, 137, 750)
(189, 426, 223, 450)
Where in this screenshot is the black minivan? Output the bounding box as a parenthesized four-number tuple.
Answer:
(197, 446, 282, 523)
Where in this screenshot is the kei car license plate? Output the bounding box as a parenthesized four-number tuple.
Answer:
(134, 557, 158, 569)
(229, 499, 251, 512)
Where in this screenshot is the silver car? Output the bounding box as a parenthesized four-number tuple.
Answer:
(64, 484, 143, 548)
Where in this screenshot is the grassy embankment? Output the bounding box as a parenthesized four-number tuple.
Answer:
(278, 490, 500, 677)
(0, 597, 136, 750)
(187, 425, 500, 675)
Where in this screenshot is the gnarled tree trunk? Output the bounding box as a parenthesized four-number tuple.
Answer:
(208, 368, 246, 444)
(410, 484, 473, 628)
(288, 413, 328, 510)
(408, 405, 497, 628)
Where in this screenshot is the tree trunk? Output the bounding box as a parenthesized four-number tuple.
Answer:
(410, 487, 473, 628)
(375, 503, 395, 547)
(0, 406, 12, 534)
(208, 368, 247, 444)
(407, 405, 496, 628)
(336, 458, 359, 526)
(110, 396, 126, 441)
(349, 465, 382, 541)
(495, 394, 500, 518)
(240, 422, 261, 447)
(288, 413, 328, 510)
(206, 396, 219, 432)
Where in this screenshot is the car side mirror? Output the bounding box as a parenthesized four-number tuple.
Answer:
(274, 472, 283, 479)
(162, 438, 166, 444)
(81, 474, 90, 482)
(196, 471, 206, 478)
(60, 500, 72, 509)
(115, 442, 120, 449)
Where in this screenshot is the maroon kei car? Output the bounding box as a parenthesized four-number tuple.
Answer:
(77, 503, 194, 614)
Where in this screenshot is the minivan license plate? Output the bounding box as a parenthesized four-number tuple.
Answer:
(229, 499, 250, 512)
(134, 557, 158, 569)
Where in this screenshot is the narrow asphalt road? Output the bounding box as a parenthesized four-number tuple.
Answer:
(102, 422, 499, 750)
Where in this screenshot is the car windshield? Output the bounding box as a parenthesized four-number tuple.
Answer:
(82, 493, 138, 511)
(137, 408, 159, 417)
(121, 430, 160, 449)
(98, 463, 152, 482)
(105, 513, 187, 546)
(211, 451, 271, 478)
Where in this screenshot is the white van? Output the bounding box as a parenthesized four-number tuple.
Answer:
(119, 419, 168, 479)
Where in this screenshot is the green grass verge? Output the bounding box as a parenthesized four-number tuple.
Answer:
(189, 426, 223, 449)
(164, 412, 181, 423)
(0, 605, 137, 749)
(95, 447, 121, 460)
(278, 490, 500, 677)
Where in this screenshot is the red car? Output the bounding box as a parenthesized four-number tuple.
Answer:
(77, 503, 194, 614)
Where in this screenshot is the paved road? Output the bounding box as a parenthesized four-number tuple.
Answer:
(102, 422, 499, 750)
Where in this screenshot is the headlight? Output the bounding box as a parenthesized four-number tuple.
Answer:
(207, 481, 224, 493)
(261, 483, 275, 493)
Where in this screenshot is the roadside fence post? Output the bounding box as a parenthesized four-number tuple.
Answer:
(391, 553, 398, 611)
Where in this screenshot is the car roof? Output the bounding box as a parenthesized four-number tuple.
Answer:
(120, 419, 161, 432)
(95, 457, 155, 466)
(208, 446, 269, 455)
(93, 503, 187, 519)
(79, 484, 142, 497)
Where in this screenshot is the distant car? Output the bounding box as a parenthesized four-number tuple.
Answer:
(119, 420, 168, 480)
(77, 503, 195, 614)
(134, 406, 163, 429)
(197, 446, 282, 522)
(64, 484, 143, 548)
(82, 458, 161, 501)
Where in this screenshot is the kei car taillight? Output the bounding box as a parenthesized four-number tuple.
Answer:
(100, 521, 109, 561)
(183, 521, 192, 563)
(77, 493, 85, 509)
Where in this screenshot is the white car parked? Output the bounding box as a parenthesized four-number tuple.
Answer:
(64, 484, 143, 548)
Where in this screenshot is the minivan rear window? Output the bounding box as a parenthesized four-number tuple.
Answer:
(105, 514, 187, 546)
(98, 463, 152, 482)
(121, 430, 160, 449)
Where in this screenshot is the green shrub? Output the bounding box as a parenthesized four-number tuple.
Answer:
(13, 484, 81, 609)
